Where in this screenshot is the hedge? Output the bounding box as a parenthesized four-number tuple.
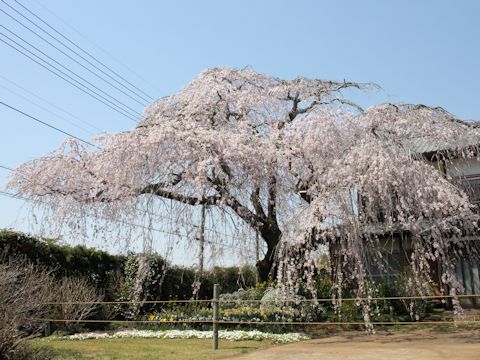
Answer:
(0, 229, 256, 302)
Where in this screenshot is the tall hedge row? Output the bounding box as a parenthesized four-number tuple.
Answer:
(0, 229, 122, 290)
(0, 229, 256, 301)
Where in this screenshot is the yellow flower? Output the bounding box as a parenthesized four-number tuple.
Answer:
(161, 318, 167, 322)
(149, 314, 155, 321)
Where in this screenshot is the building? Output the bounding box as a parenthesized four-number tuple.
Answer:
(368, 135, 480, 307)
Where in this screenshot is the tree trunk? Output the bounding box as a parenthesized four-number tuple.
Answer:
(256, 222, 282, 282)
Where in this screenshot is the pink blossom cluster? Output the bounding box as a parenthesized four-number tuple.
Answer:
(8, 67, 480, 327)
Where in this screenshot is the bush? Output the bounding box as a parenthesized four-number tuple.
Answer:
(0, 257, 54, 359)
(219, 285, 266, 308)
(112, 253, 257, 319)
(48, 276, 104, 333)
(370, 273, 437, 321)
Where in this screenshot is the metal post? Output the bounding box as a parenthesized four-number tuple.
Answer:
(213, 283, 219, 350)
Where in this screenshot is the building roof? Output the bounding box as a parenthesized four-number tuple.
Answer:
(403, 134, 480, 155)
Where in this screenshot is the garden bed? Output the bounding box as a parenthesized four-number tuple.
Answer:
(60, 329, 310, 344)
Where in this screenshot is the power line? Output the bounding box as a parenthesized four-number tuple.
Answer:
(17, 0, 155, 102)
(3, 0, 153, 104)
(0, 78, 96, 137)
(1, 0, 150, 106)
(0, 34, 138, 122)
(0, 25, 141, 118)
(0, 23, 140, 120)
(0, 73, 104, 134)
(30, 0, 162, 95)
(0, 101, 94, 146)
(15, 0, 154, 103)
(0, 164, 14, 172)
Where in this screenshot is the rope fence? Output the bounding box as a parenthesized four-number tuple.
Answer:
(45, 299, 213, 305)
(39, 319, 480, 326)
(43, 293, 480, 306)
(39, 289, 480, 351)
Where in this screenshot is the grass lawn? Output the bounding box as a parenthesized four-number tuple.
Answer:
(30, 337, 275, 360)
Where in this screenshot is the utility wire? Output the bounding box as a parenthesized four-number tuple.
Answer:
(0, 78, 96, 137)
(0, 73, 104, 134)
(3, 0, 153, 104)
(0, 164, 14, 172)
(0, 101, 94, 146)
(0, 25, 141, 118)
(30, 0, 162, 95)
(0, 35, 138, 122)
(17, 0, 155, 102)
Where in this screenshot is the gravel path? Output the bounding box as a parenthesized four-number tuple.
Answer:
(228, 331, 480, 360)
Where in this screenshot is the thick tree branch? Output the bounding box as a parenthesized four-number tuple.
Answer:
(139, 183, 220, 206)
(207, 174, 263, 229)
(267, 176, 277, 222)
(251, 187, 266, 219)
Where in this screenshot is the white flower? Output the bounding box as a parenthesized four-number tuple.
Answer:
(62, 329, 310, 344)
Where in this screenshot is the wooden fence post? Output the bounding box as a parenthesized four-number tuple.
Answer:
(213, 283, 219, 350)
(45, 321, 51, 337)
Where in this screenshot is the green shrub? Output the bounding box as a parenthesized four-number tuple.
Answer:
(0, 229, 123, 300)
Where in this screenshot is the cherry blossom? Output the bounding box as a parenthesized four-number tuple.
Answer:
(8, 68, 480, 326)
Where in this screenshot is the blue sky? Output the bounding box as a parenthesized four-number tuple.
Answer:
(0, 0, 479, 263)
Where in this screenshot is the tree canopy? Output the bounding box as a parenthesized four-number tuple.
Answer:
(8, 68, 480, 315)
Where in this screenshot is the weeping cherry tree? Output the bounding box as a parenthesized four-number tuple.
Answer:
(8, 68, 480, 321)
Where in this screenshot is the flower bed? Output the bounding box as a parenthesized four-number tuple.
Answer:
(63, 329, 310, 344)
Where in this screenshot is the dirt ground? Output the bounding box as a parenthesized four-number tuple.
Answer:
(229, 330, 480, 360)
